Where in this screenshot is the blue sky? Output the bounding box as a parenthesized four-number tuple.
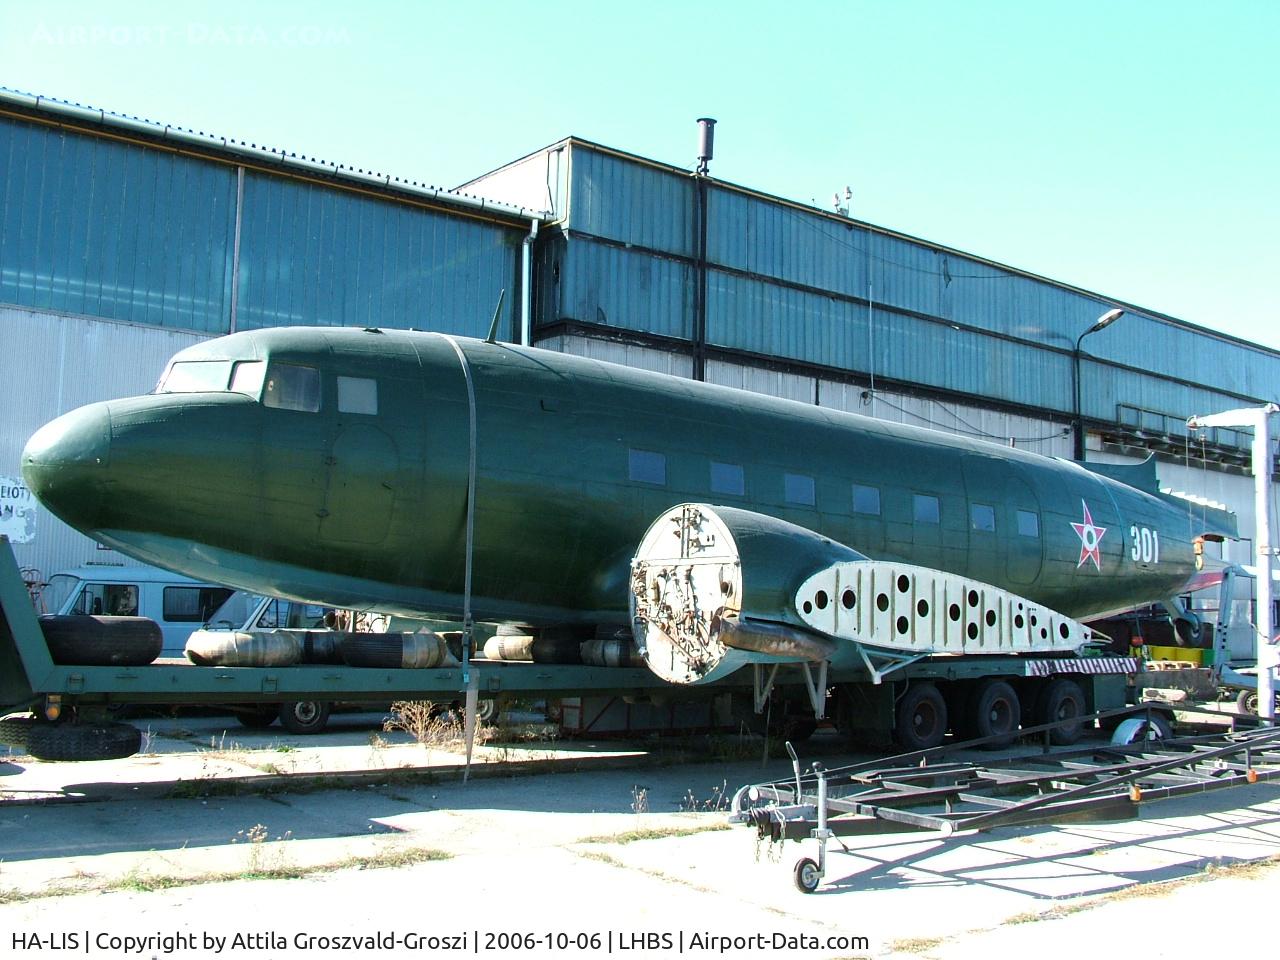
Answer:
(4, 1, 1276, 348)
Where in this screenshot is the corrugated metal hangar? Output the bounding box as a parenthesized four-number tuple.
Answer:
(2, 88, 1277, 582)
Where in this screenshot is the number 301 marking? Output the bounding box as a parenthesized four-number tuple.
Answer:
(1130, 526, 1160, 564)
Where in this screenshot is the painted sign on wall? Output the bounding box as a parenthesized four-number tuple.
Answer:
(0, 477, 36, 543)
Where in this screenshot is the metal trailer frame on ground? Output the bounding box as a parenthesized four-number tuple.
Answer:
(733, 712, 1280, 892)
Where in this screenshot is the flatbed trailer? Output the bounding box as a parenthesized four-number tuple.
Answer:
(0, 537, 1153, 760)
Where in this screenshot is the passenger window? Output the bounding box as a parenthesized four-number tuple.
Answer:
(338, 376, 378, 415)
(628, 449, 666, 485)
(853, 484, 881, 515)
(1017, 509, 1040, 538)
(784, 473, 816, 507)
(73, 583, 138, 616)
(710, 461, 745, 496)
(971, 503, 996, 532)
(264, 364, 320, 412)
(913, 494, 941, 524)
(230, 361, 267, 398)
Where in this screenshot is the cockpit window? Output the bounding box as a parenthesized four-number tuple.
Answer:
(263, 363, 320, 412)
(158, 360, 232, 393)
(230, 361, 267, 398)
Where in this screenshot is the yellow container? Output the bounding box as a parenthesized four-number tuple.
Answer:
(1145, 645, 1205, 665)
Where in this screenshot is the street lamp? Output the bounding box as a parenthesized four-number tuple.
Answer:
(1073, 308, 1125, 460)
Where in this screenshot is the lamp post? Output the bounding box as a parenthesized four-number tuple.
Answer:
(1073, 308, 1125, 460)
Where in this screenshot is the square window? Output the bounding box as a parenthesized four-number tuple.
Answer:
(710, 461, 745, 496)
(971, 503, 996, 532)
(264, 363, 320, 412)
(1017, 509, 1040, 538)
(913, 494, 940, 524)
(853, 484, 881, 515)
(784, 473, 816, 506)
(338, 376, 378, 415)
(628, 449, 666, 485)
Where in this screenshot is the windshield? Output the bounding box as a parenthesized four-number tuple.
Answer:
(158, 360, 232, 393)
(204, 591, 265, 629)
(43, 574, 81, 614)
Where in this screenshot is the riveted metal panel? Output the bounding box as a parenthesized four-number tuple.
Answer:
(0, 115, 236, 333)
(235, 172, 519, 336)
(567, 146, 694, 256)
(0, 306, 212, 578)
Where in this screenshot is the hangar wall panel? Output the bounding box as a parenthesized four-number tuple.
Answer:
(568, 148, 694, 257)
(537, 334, 694, 379)
(551, 240, 693, 339)
(0, 114, 236, 334)
(1, 306, 211, 579)
(235, 172, 519, 336)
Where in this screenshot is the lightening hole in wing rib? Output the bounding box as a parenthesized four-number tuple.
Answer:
(896, 616, 909, 635)
(967, 589, 979, 607)
(815, 590, 828, 610)
(897, 575, 910, 593)
(842, 590, 856, 609)
(1059, 622, 1070, 640)
(803, 601, 813, 614)
(876, 593, 889, 613)
(949, 603, 961, 622)
(967, 623, 978, 640)
(1015, 614, 1025, 629)
(917, 599, 929, 617)
(985, 610, 997, 627)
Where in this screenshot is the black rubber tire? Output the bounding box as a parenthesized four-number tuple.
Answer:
(474, 697, 498, 724)
(1038, 678, 1086, 745)
(39, 615, 162, 666)
(26, 722, 142, 761)
(0, 715, 37, 749)
(893, 683, 948, 751)
(235, 705, 279, 729)
(278, 700, 331, 734)
(793, 857, 821, 894)
(967, 679, 1021, 748)
(1237, 688, 1258, 715)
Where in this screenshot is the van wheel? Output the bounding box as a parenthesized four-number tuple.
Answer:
(39, 615, 163, 666)
(278, 700, 331, 734)
(26, 722, 142, 761)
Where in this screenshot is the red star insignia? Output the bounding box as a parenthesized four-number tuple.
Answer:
(1071, 500, 1107, 571)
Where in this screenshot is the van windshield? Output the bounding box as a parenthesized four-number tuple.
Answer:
(43, 574, 80, 615)
(205, 591, 265, 629)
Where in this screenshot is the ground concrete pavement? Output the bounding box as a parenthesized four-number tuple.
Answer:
(0, 713, 1277, 959)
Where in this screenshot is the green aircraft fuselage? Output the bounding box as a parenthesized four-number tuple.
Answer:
(22, 327, 1227, 630)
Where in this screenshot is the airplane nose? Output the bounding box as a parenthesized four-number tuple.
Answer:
(22, 402, 112, 530)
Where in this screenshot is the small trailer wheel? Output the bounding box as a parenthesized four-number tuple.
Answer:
(793, 857, 821, 894)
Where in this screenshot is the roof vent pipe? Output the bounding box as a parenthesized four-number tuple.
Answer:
(696, 118, 716, 175)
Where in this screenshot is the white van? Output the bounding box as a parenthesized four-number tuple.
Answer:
(42, 565, 234, 658)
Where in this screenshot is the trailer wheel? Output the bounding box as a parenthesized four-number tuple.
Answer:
(1110, 712, 1172, 744)
(39, 615, 163, 666)
(1038, 679, 1085, 745)
(793, 857, 821, 894)
(474, 697, 498, 725)
(278, 700, 331, 735)
(967, 680, 1020, 748)
(26, 722, 142, 762)
(0, 714, 37, 749)
(1235, 689, 1279, 716)
(235, 705, 279, 730)
(893, 683, 948, 751)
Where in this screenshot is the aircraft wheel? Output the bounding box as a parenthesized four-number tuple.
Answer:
(39, 615, 162, 666)
(892, 683, 947, 751)
(1037, 679, 1085, 745)
(793, 857, 821, 894)
(26, 721, 142, 762)
(0, 714, 38, 749)
(278, 700, 331, 735)
(968, 679, 1020, 748)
